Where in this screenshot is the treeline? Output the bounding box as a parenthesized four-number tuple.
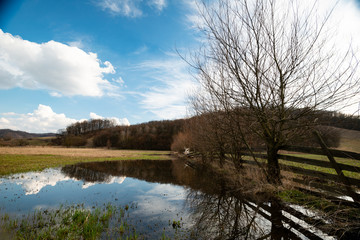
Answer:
(92, 120, 185, 150)
(55, 119, 185, 150)
(318, 111, 360, 131)
(62, 119, 117, 136)
(171, 109, 357, 169)
(54, 110, 359, 150)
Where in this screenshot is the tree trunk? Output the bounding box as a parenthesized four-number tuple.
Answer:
(267, 146, 281, 184)
(269, 198, 284, 240)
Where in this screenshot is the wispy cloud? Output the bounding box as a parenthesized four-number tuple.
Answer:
(133, 56, 197, 119)
(0, 30, 118, 97)
(133, 45, 148, 55)
(149, 0, 167, 11)
(97, 0, 167, 17)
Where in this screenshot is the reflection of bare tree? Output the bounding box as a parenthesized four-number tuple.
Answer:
(61, 160, 352, 239)
(186, 190, 271, 239)
(185, 188, 317, 240)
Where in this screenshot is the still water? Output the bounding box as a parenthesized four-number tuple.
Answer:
(0, 159, 335, 239)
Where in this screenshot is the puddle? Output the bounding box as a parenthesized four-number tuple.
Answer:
(0, 159, 342, 239)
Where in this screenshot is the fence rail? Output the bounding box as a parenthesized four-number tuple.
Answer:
(240, 143, 360, 203)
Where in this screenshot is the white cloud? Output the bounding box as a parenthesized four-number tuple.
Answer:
(90, 112, 130, 126)
(133, 45, 148, 55)
(97, 0, 167, 17)
(0, 29, 117, 97)
(149, 0, 167, 11)
(98, 0, 143, 17)
(135, 57, 198, 119)
(0, 104, 77, 133)
(50, 92, 62, 97)
(67, 40, 84, 49)
(90, 112, 104, 119)
(112, 76, 125, 86)
(0, 105, 130, 133)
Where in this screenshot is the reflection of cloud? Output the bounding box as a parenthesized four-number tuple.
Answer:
(10, 169, 70, 195)
(82, 176, 126, 189)
(147, 184, 187, 201)
(7, 169, 127, 194)
(133, 184, 187, 218)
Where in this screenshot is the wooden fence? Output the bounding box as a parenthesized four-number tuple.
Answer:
(241, 143, 360, 203)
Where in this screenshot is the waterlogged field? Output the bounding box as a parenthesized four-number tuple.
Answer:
(0, 147, 171, 176)
(0, 164, 192, 239)
(0, 147, 359, 239)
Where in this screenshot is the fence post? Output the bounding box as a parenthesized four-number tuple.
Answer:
(313, 131, 360, 204)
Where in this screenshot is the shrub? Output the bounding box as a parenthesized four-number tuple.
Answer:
(63, 135, 87, 147)
(93, 132, 110, 147)
(15, 139, 29, 146)
(171, 131, 192, 153)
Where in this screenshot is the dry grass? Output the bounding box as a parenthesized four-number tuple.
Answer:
(337, 128, 360, 153)
(0, 146, 168, 158)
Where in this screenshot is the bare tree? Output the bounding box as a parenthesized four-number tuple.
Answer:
(189, 0, 359, 183)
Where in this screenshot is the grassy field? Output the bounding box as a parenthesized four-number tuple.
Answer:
(0, 147, 171, 176)
(337, 128, 360, 153)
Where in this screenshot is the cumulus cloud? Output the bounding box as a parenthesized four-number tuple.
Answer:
(135, 57, 197, 119)
(89, 112, 130, 126)
(97, 0, 167, 17)
(0, 104, 77, 133)
(0, 105, 130, 133)
(0, 29, 117, 97)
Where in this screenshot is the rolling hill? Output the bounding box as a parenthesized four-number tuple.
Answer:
(0, 129, 56, 139)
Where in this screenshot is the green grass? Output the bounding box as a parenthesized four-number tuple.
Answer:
(278, 189, 360, 220)
(0, 204, 140, 240)
(0, 152, 171, 176)
(279, 153, 360, 179)
(278, 189, 337, 211)
(243, 153, 360, 180)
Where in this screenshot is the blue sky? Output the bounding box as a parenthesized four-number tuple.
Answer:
(0, 0, 201, 133)
(0, 0, 360, 133)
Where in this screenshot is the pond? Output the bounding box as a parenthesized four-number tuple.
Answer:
(0, 159, 337, 239)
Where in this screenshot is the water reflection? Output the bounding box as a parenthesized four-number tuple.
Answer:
(2, 168, 70, 195)
(0, 159, 338, 239)
(60, 160, 335, 239)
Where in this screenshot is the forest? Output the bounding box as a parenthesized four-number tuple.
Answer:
(52, 110, 360, 151)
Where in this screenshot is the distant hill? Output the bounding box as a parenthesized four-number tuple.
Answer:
(0, 129, 56, 139)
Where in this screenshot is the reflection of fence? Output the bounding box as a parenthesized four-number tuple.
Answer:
(242, 144, 360, 203)
(186, 151, 360, 239)
(243, 198, 331, 240)
(238, 143, 360, 238)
